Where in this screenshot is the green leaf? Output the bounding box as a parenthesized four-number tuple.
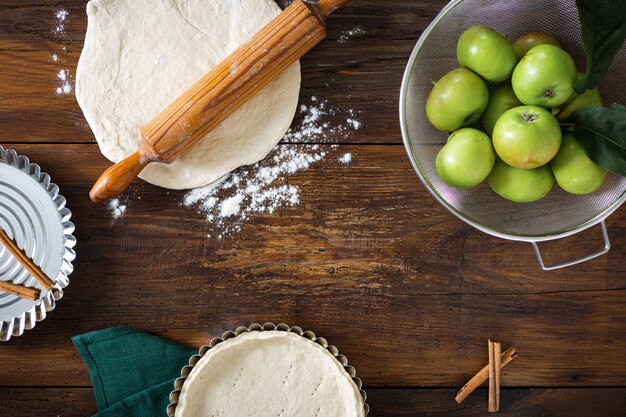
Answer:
(569, 104, 626, 175)
(575, 0, 626, 93)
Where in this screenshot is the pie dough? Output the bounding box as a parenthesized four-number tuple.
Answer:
(76, 0, 301, 189)
(175, 331, 366, 417)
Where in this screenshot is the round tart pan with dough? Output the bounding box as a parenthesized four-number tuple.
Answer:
(76, 0, 301, 190)
(168, 323, 368, 417)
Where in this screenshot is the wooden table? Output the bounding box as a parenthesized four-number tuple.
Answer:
(1, 1, 625, 415)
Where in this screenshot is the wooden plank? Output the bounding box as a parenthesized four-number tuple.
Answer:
(0, 1, 447, 45)
(1, 387, 625, 417)
(3, 289, 625, 387)
(6, 143, 624, 295)
(0, 44, 412, 144)
(0, 0, 447, 144)
(0, 388, 97, 417)
(0, 144, 624, 387)
(367, 388, 626, 416)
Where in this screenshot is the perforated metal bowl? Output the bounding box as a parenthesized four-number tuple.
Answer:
(400, 0, 626, 270)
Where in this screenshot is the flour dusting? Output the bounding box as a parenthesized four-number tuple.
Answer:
(56, 9, 69, 21)
(184, 97, 359, 238)
(347, 118, 362, 130)
(55, 69, 73, 96)
(284, 97, 362, 143)
(220, 194, 245, 218)
(338, 26, 365, 43)
(183, 145, 324, 238)
(54, 9, 69, 34)
(338, 153, 352, 164)
(52, 10, 73, 96)
(107, 198, 127, 222)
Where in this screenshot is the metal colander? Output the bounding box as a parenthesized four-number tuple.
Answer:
(400, 0, 626, 270)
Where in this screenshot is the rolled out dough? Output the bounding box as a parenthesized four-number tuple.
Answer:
(76, 0, 301, 190)
(175, 331, 366, 417)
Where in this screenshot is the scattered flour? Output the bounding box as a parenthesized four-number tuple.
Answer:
(347, 118, 362, 130)
(52, 10, 73, 96)
(338, 153, 352, 164)
(54, 9, 69, 34)
(183, 145, 322, 238)
(56, 9, 69, 21)
(338, 26, 365, 43)
(283, 97, 362, 143)
(220, 194, 245, 218)
(55, 69, 73, 96)
(183, 98, 359, 239)
(107, 198, 127, 221)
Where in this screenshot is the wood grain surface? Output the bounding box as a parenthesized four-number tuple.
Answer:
(2, 388, 626, 417)
(1, 0, 626, 416)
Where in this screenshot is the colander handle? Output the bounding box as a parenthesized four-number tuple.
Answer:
(531, 221, 611, 271)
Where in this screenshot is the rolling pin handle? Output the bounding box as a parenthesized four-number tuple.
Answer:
(89, 151, 149, 204)
(313, 0, 352, 19)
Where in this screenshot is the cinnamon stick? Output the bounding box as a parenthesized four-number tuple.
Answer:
(455, 346, 516, 404)
(492, 341, 502, 412)
(0, 228, 55, 291)
(488, 340, 497, 412)
(0, 280, 41, 301)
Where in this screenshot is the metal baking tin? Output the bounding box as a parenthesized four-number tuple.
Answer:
(167, 322, 370, 416)
(0, 146, 76, 341)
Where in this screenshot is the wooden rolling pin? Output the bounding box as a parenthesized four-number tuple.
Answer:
(90, 0, 352, 204)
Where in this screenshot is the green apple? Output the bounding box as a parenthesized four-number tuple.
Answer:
(551, 133, 607, 194)
(493, 106, 561, 169)
(436, 128, 496, 188)
(556, 87, 602, 121)
(511, 44, 577, 108)
(457, 25, 519, 83)
(513, 32, 561, 58)
(489, 159, 554, 202)
(426, 68, 489, 132)
(556, 73, 603, 121)
(481, 83, 522, 136)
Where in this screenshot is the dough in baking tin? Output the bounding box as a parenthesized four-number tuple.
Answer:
(76, 0, 301, 190)
(175, 331, 366, 417)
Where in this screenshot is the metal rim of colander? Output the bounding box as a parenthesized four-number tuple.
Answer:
(399, 0, 626, 244)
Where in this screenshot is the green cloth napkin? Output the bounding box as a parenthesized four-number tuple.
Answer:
(72, 327, 197, 417)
